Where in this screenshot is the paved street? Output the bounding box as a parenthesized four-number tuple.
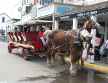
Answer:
(0, 41, 65, 83)
(0, 41, 108, 83)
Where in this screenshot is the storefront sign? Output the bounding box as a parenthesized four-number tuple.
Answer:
(37, 4, 76, 18)
(77, 10, 97, 17)
(37, 4, 54, 17)
(76, 7, 108, 17)
(56, 4, 76, 15)
(56, 5, 71, 15)
(60, 7, 108, 20)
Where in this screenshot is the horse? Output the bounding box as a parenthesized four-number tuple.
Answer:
(43, 19, 101, 75)
(45, 30, 83, 75)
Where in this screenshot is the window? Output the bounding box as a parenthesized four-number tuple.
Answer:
(25, 6, 32, 13)
(2, 17, 5, 23)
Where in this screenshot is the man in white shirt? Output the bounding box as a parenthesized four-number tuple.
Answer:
(80, 19, 97, 63)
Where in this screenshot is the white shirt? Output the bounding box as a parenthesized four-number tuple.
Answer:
(43, 30, 52, 39)
(80, 28, 96, 47)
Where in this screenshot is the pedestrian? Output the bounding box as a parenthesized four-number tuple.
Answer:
(80, 19, 100, 63)
(100, 40, 108, 58)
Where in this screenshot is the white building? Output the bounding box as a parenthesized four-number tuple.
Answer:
(0, 13, 18, 36)
(0, 13, 12, 36)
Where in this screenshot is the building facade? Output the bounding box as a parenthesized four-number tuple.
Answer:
(0, 13, 12, 36)
(16, 0, 108, 39)
(0, 13, 20, 41)
(19, 0, 80, 29)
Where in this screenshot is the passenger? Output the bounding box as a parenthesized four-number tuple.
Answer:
(90, 20, 102, 62)
(39, 26, 52, 47)
(43, 26, 52, 46)
(38, 26, 45, 46)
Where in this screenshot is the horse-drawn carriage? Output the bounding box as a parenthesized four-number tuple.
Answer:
(7, 25, 46, 60)
(7, 17, 108, 75)
(7, 22, 83, 75)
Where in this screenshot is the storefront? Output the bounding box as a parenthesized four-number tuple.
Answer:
(59, 6, 108, 40)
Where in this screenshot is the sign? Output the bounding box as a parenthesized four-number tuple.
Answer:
(60, 7, 108, 20)
(60, 16, 70, 20)
(56, 5, 76, 15)
(76, 7, 108, 17)
(77, 10, 97, 17)
(37, 4, 75, 17)
(37, 4, 54, 17)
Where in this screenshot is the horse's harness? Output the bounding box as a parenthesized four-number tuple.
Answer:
(51, 31, 82, 53)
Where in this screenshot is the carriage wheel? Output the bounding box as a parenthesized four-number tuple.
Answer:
(8, 46, 12, 53)
(22, 48, 30, 60)
(23, 55, 29, 60)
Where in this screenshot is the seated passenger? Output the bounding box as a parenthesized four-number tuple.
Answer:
(39, 26, 52, 46)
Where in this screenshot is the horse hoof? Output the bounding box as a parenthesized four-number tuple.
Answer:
(77, 65, 82, 70)
(47, 60, 50, 64)
(47, 64, 55, 68)
(70, 71, 77, 77)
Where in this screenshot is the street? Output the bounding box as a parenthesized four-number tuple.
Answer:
(0, 41, 108, 83)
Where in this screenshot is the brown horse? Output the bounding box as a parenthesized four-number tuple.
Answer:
(45, 30, 82, 75)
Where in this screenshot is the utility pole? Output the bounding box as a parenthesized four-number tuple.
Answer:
(52, 13, 55, 30)
(21, 0, 23, 22)
(82, 0, 85, 11)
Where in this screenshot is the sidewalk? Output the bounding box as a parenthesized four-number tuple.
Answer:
(84, 61, 108, 73)
(65, 56, 108, 73)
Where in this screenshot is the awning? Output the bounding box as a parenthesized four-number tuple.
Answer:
(14, 19, 53, 26)
(25, 19, 53, 25)
(13, 21, 23, 26)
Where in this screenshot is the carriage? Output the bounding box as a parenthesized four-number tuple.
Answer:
(7, 22, 51, 60)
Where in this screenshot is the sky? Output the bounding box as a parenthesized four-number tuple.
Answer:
(0, 0, 21, 19)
